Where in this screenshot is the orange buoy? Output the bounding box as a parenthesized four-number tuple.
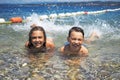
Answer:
(10, 17, 22, 23)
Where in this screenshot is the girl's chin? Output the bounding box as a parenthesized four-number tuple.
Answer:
(35, 45, 42, 48)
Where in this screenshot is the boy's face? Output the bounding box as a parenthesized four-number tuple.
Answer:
(68, 31, 84, 51)
(31, 30, 45, 48)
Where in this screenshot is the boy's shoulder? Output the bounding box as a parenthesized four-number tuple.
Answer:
(59, 45, 69, 55)
(80, 45, 88, 56)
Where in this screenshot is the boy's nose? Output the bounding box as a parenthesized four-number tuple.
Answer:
(74, 40, 79, 43)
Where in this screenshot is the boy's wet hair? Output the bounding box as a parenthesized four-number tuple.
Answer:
(28, 26, 46, 49)
(68, 27, 84, 38)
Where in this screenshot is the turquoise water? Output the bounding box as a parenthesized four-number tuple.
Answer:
(0, 2, 120, 80)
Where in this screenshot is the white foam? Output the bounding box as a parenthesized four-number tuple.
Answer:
(0, 18, 6, 23)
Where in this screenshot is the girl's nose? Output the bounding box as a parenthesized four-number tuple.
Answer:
(36, 38, 39, 41)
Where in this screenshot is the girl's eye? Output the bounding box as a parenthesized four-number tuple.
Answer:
(31, 37, 36, 39)
(32, 36, 42, 39)
(38, 36, 42, 39)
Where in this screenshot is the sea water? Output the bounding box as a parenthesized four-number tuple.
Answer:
(0, 2, 120, 80)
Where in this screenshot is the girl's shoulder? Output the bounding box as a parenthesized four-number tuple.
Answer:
(46, 40, 55, 49)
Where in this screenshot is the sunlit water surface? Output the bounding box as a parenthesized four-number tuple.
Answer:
(0, 3, 120, 80)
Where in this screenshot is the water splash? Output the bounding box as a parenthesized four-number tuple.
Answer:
(9, 12, 120, 41)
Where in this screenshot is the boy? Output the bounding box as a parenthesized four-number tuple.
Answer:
(60, 27, 88, 57)
(60, 27, 99, 65)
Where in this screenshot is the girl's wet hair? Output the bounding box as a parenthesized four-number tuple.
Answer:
(28, 26, 46, 49)
(68, 26, 84, 38)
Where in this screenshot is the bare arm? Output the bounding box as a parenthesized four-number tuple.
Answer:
(44, 40, 55, 60)
(25, 41, 29, 48)
(84, 31, 100, 44)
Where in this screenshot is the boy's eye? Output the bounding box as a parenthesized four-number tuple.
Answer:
(78, 39, 82, 41)
(72, 38, 76, 40)
(71, 38, 82, 41)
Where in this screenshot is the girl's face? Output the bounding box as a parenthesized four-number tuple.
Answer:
(31, 30, 45, 48)
(68, 31, 84, 51)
